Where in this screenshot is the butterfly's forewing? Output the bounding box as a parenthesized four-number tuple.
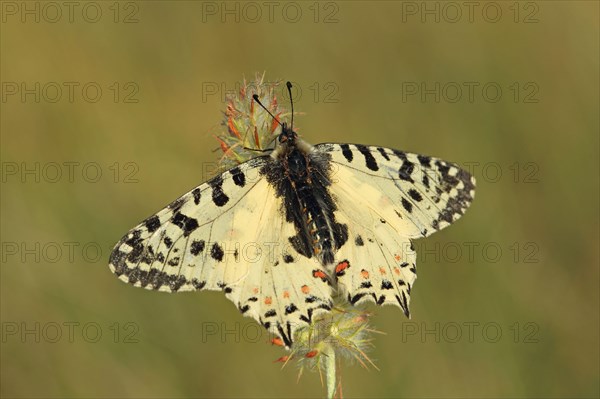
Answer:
(109, 157, 333, 346)
(316, 143, 475, 313)
(318, 143, 476, 238)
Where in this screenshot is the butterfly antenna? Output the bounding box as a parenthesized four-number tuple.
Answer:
(252, 94, 283, 128)
(286, 81, 294, 131)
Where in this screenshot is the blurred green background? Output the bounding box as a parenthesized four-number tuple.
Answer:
(1, 1, 598, 398)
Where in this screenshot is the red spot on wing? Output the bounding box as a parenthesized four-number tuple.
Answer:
(394, 254, 401, 261)
(301, 285, 310, 294)
(305, 350, 319, 358)
(394, 267, 401, 275)
(271, 338, 285, 347)
(361, 270, 370, 279)
(313, 270, 327, 280)
(335, 261, 349, 275)
(274, 355, 289, 363)
(264, 296, 272, 305)
(379, 267, 386, 275)
(283, 290, 290, 299)
(253, 287, 259, 294)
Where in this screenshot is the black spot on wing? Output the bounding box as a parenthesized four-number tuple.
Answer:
(422, 174, 430, 189)
(277, 324, 292, 347)
(408, 188, 423, 202)
(399, 291, 411, 317)
(192, 188, 201, 205)
(285, 304, 298, 315)
(377, 147, 390, 160)
(317, 303, 332, 312)
(211, 243, 224, 262)
(239, 304, 250, 314)
(169, 275, 186, 291)
(191, 279, 206, 289)
(349, 292, 367, 305)
(340, 144, 353, 162)
(190, 240, 205, 256)
(171, 212, 199, 236)
(418, 155, 431, 167)
(356, 144, 378, 171)
(144, 215, 161, 233)
(283, 254, 294, 263)
(230, 166, 246, 187)
(163, 236, 173, 248)
(399, 160, 415, 182)
(209, 175, 229, 207)
(355, 235, 364, 246)
(401, 197, 413, 213)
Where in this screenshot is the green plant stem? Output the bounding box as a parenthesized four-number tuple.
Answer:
(323, 346, 337, 399)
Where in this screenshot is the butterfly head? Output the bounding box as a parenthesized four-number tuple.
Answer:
(278, 122, 298, 145)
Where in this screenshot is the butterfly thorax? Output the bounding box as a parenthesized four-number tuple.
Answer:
(264, 132, 348, 266)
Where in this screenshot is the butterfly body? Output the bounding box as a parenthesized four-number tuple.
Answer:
(264, 125, 348, 266)
(109, 122, 476, 347)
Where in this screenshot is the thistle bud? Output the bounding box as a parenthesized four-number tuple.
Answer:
(214, 73, 288, 170)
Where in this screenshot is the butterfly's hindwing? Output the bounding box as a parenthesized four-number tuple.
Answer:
(330, 195, 417, 315)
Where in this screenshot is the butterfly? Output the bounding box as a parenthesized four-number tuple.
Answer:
(109, 82, 476, 348)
